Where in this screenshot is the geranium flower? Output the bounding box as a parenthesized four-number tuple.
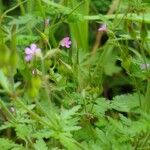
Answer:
(25, 43, 41, 62)
(98, 24, 107, 32)
(60, 37, 71, 48)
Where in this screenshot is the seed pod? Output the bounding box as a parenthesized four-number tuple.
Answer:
(35, 27, 49, 44)
(9, 24, 18, 68)
(58, 59, 73, 75)
(44, 49, 60, 59)
(27, 75, 42, 98)
(0, 43, 10, 67)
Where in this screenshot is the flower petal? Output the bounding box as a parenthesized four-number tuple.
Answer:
(25, 55, 32, 62)
(60, 37, 71, 48)
(98, 24, 107, 32)
(25, 48, 32, 54)
(64, 37, 70, 41)
(30, 43, 37, 51)
(67, 41, 72, 45)
(66, 44, 70, 48)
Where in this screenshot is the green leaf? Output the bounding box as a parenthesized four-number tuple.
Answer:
(0, 138, 23, 150)
(59, 133, 83, 150)
(61, 105, 80, 120)
(92, 98, 110, 117)
(32, 129, 53, 139)
(111, 93, 141, 112)
(60, 105, 81, 132)
(34, 139, 48, 150)
(15, 124, 32, 140)
(0, 70, 10, 93)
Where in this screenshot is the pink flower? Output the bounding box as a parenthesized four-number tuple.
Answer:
(25, 43, 41, 62)
(60, 37, 71, 48)
(98, 24, 107, 32)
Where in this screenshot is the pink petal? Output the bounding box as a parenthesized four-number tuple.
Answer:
(67, 41, 72, 45)
(25, 55, 32, 62)
(98, 24, 107, 32)
(60, 37, 71, 48)
(30, 43, 37, 51)
(66, 45, 70, 48)
(64, 37, 69, 41)
(25, 48, 32, 54)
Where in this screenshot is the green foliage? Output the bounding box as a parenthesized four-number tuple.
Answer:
(92, 0, 112, 14)
(34, 139, 48, 150)
(0, 0, 150, 149)
(0, 138, 24, 150)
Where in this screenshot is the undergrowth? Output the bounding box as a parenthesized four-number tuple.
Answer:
(0, 0, 150, 149)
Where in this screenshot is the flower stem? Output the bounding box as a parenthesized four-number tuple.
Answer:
(41, 58, 52, 106)
(15, 98, 53, 128)
(0, 99, 16, 122)
(143, 79, 150, 112)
